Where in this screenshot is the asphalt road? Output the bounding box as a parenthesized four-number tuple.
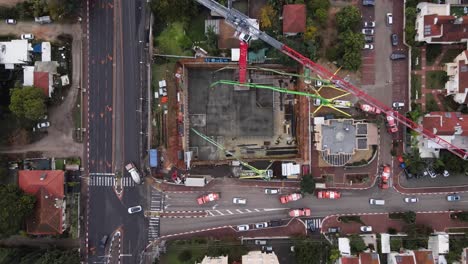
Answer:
(160, 185, 468, 236)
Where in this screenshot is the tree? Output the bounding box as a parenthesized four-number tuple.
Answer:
(329, 248, 340, 263)
(304, 25, 318, 42)
(314, 8, 328, 26)
(37, 249, 80, 264)
(336, 6, 361, 32)
(156, 22, 192, 56)
(307, 0, 330, 12)
(294, 239, 325, 264)
(300, 175, 315, 194)
(259, 5, 277, 29)
(451, 211, 468, 221)
(9, 86, 46, 121)
(349, 235, 367, 254)
(150, 0, 196, 24)
(0, 184, 36, 237)
(402, 211, 416, 224)
(337, 30, 365, 71)
(403, 224, 433, 249)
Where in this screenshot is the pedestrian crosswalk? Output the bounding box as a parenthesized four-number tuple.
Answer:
(206, 208, 267, 217)
(150, 188, 163, 211)
(88, 176, 136, 187)
(148, 217, 160, 243)
(306, 218, 323, 232)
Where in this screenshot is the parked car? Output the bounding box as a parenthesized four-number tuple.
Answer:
(361, 28, 374, 35)
(391, 34, 398, 46)
(362, 0, 375, 6)
(386, 113, 398, 133)
(392, 102, 405, 109)
(237, 224, 249, 231)
(21, 33, 34, 40)
(390, 52, 406, 60)
(317, 190, 341, 199)
(363, 21, 376, 27)
(264, 188, 280, 194)
(315, 79, 323, 87)
(360, 103, 381, 114)
(447, 193, 461, 202)
(404, 197, 419, 203)
(280, 193, 302, 204)
(379, 165, 391, 189)
(443, 170, 450, 177)
(255, 222, 269, 229)
(99, 235, 109, 248)
(386, 13, 393, 25)
(5, 19, 16, 25)
(127, 205, 142, 214)
(232, 197, 247, 204)
(360, 226, 373, 232)
(427, 168, 437, 178)
(37, 122, 50, 129)
(363, 44, 374, 50)
(197, 193, 220, 205)
(269, 220, 282, 227)
(364, 36, 374, 43)
(328, 227, 341, 233)
(289, 208, 311, 217)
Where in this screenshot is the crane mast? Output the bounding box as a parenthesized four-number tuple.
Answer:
(193, 0, 467, 159)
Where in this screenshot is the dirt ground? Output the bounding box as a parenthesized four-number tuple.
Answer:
(0, 22, 83, 158)
(0, 0, 26, 7)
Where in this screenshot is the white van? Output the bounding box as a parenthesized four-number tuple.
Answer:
(369, 198, 385, 205)
(386, 13, 393, 25)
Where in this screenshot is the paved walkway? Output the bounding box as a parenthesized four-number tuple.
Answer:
(321, 211, 468, 234)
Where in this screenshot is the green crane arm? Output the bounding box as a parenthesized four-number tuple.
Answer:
(210, 80, 330, 104)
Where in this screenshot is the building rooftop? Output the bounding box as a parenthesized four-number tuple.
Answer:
(422, 112, 468, 136)
(282, 4, 306, 34)
(0, 39, 31, 69)
(413, 250, 435, 264)
(360, 252, 380, 264)
(340, 256, 360, 264)
(242, 251, 279, 264)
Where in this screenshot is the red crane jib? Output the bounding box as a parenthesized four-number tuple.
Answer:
(239, 41, 248, 84)
(280, 45, 467, 159)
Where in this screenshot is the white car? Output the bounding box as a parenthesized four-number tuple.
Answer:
(404, 197, 419, 203)
(237, 224, 249, 231)
(363, 21, 375, 27)
(360, 226, 372, 232)
(255, 222, 268, 229)
(37, 122, 50, 129)
(127, 205, 142, 214)
(361, 28, 374, 35)
(264, 188, 279, 195)
(363, 44, 374, 50)
(443, 170, 450, 177)
(232, 197, 247, 204)
(21, 34, 34, 40)
(5, 19, 16, 25)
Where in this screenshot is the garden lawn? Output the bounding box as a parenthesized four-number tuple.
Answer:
(426, 44, 442, 66)
(411, 47, 421, 70)
(441, 48, 465, 63)
(425, 93, 439, 112)
(411, 74, 421, 100)
(426, 71, 447, 90)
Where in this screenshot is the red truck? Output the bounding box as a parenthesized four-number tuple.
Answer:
(379, 165, 391, 189)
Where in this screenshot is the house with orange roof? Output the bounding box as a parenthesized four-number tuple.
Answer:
(413, 250, 435, 264)
(282, 4, 306, 36)
(445, 49, 468, 104)
(360, 252, 380, 264)
(18, 170, 66, 235)
(419, 112, 468, 158)
(415, 3, 468, 44)
(339, 256, 360, 264)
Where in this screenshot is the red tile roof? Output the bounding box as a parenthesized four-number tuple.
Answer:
(33, 72, 50, 97)
(341, 256, 360, 264)
(422, 112, 468, 136)
(18, 170, 64, 235)
(360, 252, 380, 264)
(413, 251, 435, 264)
(423, 14, 468, 42)
(282, 4, 306, 34)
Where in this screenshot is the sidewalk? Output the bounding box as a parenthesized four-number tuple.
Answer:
(321, 211, 468, 234)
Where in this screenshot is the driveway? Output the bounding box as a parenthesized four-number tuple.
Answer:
(0, 22, 83, 158)
(360, 5, 375, 85)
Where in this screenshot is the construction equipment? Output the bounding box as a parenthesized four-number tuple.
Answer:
(193, 0, 467, 159)
(190, 128, 273, 180)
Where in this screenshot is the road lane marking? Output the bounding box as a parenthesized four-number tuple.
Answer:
(226, 210, 233, 214)
(236, 209, 244, 214)
(246, 209, 251, 213)
(215, 210, 223, 215)
(254, 209, 260, 212)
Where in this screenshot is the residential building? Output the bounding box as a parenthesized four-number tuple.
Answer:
(419, 112, 468, 158)
(415, 3, 468, 44)
(339, 237, 351, 256)
(428, 232, 449, 261)
(197, 255, 228, 264)
(34, 72, 54, 97)
(461, 248, 468, 264)
(18, 170, 66, 235)
(339, 256, 360, 264)
(242, 251, 279, 264)
(282, 4, 306, 36)
(413, 250, 435, 264)
(388, 251, 416, 264)
(0, 39, 32, 69)
(360, 252, 380, 264)
(314, 118, 378, 166)
(445, 50, 468, 104)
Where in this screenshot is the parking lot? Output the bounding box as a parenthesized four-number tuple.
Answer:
(360, 5, 375, 85)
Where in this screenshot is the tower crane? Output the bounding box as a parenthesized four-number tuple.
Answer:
(190, 128, 273, 180)
(193, 0, 467, 159)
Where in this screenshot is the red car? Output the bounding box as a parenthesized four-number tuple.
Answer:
(280, 193, 302, 204)
(197, 193, 220, 205)
(379, 165, 391, 189)
(289, 208, 311, 217)
(317, 190, 341, 199)
(360, 104, 381, 114)
(386, 113, 398, 133)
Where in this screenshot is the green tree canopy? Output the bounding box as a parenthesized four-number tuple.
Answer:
(0, 184, 36, 237)
(349, 235, 367, 254)
(314, 8, 328, 26)
(150, 0, 196, 24)
(0, 248, 79, 264)
(294, 239, 326, 264)
(336, 6, 361, 32)
(9, 86, 46, 121)
(156, 22, 192, 56)
(300, 174, 315, 194)
(337, 30, 364, 70)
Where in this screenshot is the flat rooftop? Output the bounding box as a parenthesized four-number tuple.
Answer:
(321, 119, 356, 154)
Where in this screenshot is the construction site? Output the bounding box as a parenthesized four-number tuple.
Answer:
(180, 63, 303, 165)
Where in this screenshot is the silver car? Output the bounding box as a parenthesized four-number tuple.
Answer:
(232, 197, 247, 204)
(404, 197, 419, 203)
(127, 205, 142, 214)
(237, 224, 249, 231)
(360, 226, 372, 232)
(255, 222, 268, 229)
